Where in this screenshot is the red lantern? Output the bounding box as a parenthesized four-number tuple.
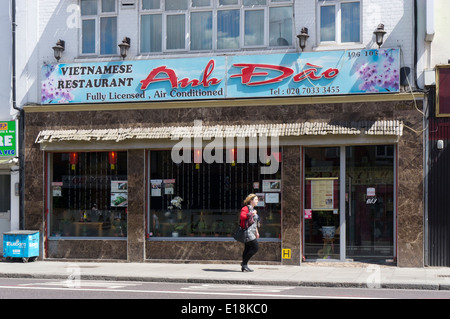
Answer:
(194, 149, 202, 169)
(230, 148, 237, 166)
(194, 149, 202, 163)
(69, 152, 78, 170)
(108, 151, 117, 170)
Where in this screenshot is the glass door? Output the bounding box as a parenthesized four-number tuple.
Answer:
(304, 147, 340, 260)
(345, 146, 395, 259)
(303, 145, 395, 261)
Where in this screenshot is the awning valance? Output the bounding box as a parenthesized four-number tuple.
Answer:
(35, 120, 403, 144)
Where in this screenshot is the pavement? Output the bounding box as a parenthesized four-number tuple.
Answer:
(1, 260, 450, 291)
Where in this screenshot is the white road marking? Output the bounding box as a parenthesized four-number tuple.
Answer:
(0, 282, 386, 299)
(19, 280, 140, 289)
(182, 284, 296, 293)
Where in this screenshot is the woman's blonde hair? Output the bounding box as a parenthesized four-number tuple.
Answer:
(243, 193, 258, 206)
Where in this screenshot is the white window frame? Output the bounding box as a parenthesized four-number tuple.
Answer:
(316, 0, 362, 46)
(139, 0, 294, 54)
(164, 12, 189, 52)
(216, 5, 241, 53)
(80, 0, 118, 57)
(242, 7, 268, 49)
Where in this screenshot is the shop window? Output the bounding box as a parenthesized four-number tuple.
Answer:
(0, 175, 11, 213)
(140, 0, 294, 53)
(148, 149, 281, 239)
(49, 152, 127, 238)
(317, 0, 361, 45)
(81, 0, 118, 55)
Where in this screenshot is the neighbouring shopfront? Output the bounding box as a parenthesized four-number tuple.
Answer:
(0, 121, 18, 252)
(24, 48, 425, 267)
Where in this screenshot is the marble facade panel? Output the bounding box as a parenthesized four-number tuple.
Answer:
(47, 240, 127, 259)
(146, 241, 280, 262)
(24, 99, 424, 266)
(127, 149, 146, 262)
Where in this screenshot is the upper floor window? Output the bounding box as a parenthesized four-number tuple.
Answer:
(81, 0, 118, 55)
(318, 0, 360, 44)
(140, 0, 294, 54)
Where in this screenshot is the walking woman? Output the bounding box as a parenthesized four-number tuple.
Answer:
(240, 193, 260, 272)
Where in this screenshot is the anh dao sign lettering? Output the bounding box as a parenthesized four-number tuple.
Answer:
(0, 121, 16, 157)
(41, 49, 400, 105)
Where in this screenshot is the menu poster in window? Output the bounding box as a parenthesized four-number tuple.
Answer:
(111, 181, 128, 207)
(164, 179, 175, 195)
(265, 192, 279, 204)
(151, 179, 162, 197)
(311, 179, 334, 210)
(52, 182, 63, 197)
(111, 181, 128, 193)
(304, 209, 312, 220)
(111, 193, 128, 207)
(256, 193, 265, 207)
(262, 180, 281, 192)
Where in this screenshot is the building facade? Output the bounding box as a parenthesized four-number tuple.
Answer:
(20, 0, 425, 267)
(0, 0, 20, 253)
(416, 0, 450, 267)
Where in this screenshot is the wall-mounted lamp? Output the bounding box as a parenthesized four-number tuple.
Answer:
(52, 39, 65, 62)
(118, 37, 131, 60)
(296, 27, 309, 52)
(373, 24, 387, 48)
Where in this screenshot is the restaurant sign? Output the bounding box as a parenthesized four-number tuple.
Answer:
(41, 49, 400, 105)
(0, 121, 16, 157)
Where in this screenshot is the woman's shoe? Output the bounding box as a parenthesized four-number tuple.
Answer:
(241, 265, 254, 272)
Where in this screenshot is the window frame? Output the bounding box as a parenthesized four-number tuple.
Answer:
(243, 7, 268, 49)
(165, 12, 189, 52)
(190, 10, 214, 51)
(47, 151, 128, 240)
(139, 0, 294, 55)
(80, 0, 119, 57)
(317, 0, 362, 46)
(146, 148, 282, 241)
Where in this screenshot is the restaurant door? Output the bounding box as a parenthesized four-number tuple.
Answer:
(345, 146, 395, 259)
(304, 146, 395, 261)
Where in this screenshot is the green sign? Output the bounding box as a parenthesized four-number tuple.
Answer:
(0, 121, 16, 157)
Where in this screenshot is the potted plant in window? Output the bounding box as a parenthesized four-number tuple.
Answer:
(168, 196, 184, 237)
(172, 223, 185, 237)
(318, 210, 336, 239)
(198, 219, 208, 236)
